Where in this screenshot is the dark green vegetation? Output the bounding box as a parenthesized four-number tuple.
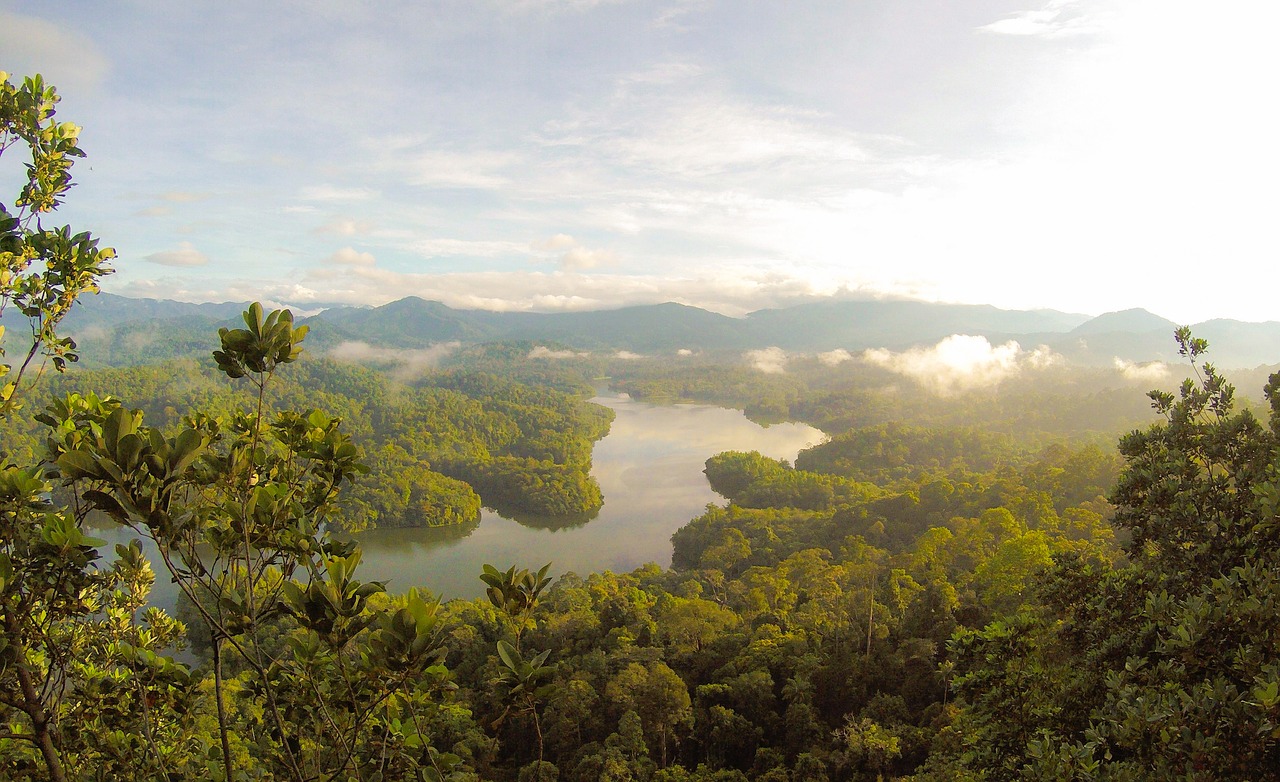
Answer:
(5, 73, 1280, 781)
(0, 352, 612, 528)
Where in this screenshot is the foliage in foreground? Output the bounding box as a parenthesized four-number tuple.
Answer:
(5, 71, 1280, 782)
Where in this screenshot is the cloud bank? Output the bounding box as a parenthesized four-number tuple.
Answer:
(745, 347, 788, 374)
(818, 348, 853, 366)
(863, 335, 1061, 394)
(1113, 357, 1169, 382)
(528, 346, 589, 359)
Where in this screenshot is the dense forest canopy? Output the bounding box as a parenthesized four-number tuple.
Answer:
(4, 73, 1280, 782)
(0, 357, 613, 527)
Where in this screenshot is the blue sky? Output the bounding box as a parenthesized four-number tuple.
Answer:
(3, 0, 1278, 322)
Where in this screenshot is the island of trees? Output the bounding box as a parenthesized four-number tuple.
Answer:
(3, 72, 1279, 782)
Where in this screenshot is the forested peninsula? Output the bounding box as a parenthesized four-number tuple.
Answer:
(0, 357, 613, 527)
(4, 73, 1280, 782)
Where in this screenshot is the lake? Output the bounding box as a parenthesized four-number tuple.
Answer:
(354, 390, 825, 599)
(99, 391, 824, 606)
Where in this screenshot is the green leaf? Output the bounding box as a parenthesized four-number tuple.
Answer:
(496, 639, 518, 672)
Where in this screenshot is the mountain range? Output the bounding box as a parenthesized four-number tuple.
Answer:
(9, 293, 1280, 369)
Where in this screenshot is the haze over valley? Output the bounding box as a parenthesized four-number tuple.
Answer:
(5, 2, 1280, 780)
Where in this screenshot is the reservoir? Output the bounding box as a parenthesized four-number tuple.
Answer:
(354, 390, 824, 599)
(100, 391, 824, 605)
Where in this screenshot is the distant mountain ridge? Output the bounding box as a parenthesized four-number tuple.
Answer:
(10, 293, 1280, 368)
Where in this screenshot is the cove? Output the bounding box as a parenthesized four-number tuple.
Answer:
(351, 390, 825, 600)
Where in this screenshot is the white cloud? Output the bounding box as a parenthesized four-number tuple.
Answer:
(532, 234, 579, 251)
(1113, 357, 1169, 382)
(863, 335, 1062, 394)
(745, 347, 788, 374)
(502, 0, 630, 15)
(528, 346, 588, 359)
(314, 218, 374, 236)
(616, 60, 705, 85)
(0, 12, 109, 93)
(25, 2, 1280, 326)
(676, 348, 694, 356)
(614, 350, 643, 360)
(144, 242, 209, 267)
(109, 267, 860, 316)
(978, 0, 1103, 38)
(818, 348, 853, 366)
(561, 246, 614, 270)
(413, 238, 529, 258)
(530, 234, 615, 270)
(402, 149, 517, 189)
(161, 191, 211, 203)
(300, 185, 378, 201)
(328, 340, 460, 381)
(325, 247, 377, 266)
(1026, 346, 1063, 369)
(584, 98, 876, 180)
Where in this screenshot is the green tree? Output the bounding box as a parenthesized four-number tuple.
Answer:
(0, 72, 172, 782)
(51, 306, 464, 781)
(0, 72, 115, 414)
(945, 331, 1280, 780)
(493, 639, 558, 770)
(607, 662, 692, 768)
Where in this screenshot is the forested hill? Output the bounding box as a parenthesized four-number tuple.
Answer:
(19, 292, 1280, 367)
(0, 357, 615, 526)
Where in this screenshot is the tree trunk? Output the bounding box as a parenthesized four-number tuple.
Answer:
(212, 635, 235, 782)
(15, 655, 67, 782)
(5, 612, 68, 782)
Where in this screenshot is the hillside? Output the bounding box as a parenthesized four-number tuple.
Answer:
(11, 293, 1280, 368)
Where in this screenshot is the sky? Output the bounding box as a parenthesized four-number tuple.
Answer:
(2, 0, 1278, 323)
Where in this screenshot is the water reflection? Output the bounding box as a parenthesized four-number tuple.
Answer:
(504, 509, 599, 532)
(353, 391, 824, 600)
(89, 393, 825, 607)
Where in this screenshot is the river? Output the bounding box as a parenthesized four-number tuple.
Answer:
(98, 391, 824, 605)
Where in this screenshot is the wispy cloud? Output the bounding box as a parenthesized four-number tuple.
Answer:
(324, 247, 377, 266)
(402, 149, 518, 189)
(501, 0, 631, 14)
(144, 242, 209, 267)
(412, 238, 530, 259)
(161, 191, 212, 203)
(116, 266, 861, 315)
(1113, 357, 1169, 382)
(49, 1, 1280, 324)
(313, 217, 374, 236)
(531, 234, 615, 270)
(529, 346, 589, 359)
(533, 234, 578, 251)
(978, 0, 1104, 38)
(328, 340, 461, 381)
(300, 185, 378, 202)
(0, 12, 109, 93)
(571, 98, 878, 182)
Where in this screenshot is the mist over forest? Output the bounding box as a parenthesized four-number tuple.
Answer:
(6, 271, 1280, 780)
(6, 2, 1280, 776)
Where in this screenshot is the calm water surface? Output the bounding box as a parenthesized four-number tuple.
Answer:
(100, 392, 824, 605)
(354, 391, 824, 599)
